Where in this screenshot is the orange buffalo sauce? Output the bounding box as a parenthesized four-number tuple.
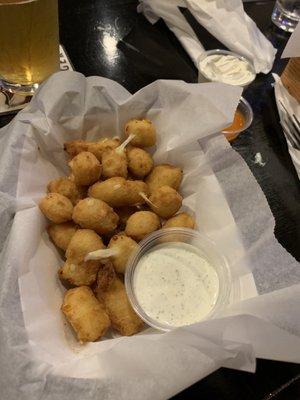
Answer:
(222, 109, 245, 141)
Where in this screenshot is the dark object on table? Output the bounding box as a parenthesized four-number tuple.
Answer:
(281, 58, 300, 103)
(279, 100, 300, 150)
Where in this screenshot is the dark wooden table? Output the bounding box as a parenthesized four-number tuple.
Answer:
(1, 0, 300, 398)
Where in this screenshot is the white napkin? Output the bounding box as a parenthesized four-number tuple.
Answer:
(138, 0, 276, 74)
(274, 25, 300, 179)
(274, 75, 300, 179)
(281, 22, 300, 59)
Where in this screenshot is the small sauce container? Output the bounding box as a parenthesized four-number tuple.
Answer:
(125, 228, 231, 331)
(198, 49, 256, 88)
(222, 97, 253, 141)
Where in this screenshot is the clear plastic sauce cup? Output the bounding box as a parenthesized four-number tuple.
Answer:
(125, 228, 232, 331)
(198, 49, 256, 88)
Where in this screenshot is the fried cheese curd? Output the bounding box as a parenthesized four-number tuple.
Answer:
(163, 212, 195, 229)
(89, 177, 148, 208)
(127, 146, 154, 178)
(39, 118, 198, 342)
(59, 229, 105, 287)
(125, 211, 161, 241)
(72, 198, 119, 235)
(47, 222, 78, 251)
(68, 151, 102, 186)
(101, 135, 134, 179)
(64, 138, 120, 160)
(85, 232, 138, 274)
(95, 262, 144, 336)
(146, 164, 182, 193)
(39, 193, 73, 223)
(47, 177, 84, 205)
(62, 286, 110, 342)
(124, 119, 156, 148)
(140, 185, 182, 219)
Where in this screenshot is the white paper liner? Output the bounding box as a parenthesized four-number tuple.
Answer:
(0, 72, 299, 400)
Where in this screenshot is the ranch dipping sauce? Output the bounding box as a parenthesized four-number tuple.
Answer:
(133, 242, 220, 327)
(198, 51, 256, 87)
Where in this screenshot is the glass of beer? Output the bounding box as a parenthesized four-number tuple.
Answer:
(0, 0, 59, 94)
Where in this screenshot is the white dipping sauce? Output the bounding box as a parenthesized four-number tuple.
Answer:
(133, 243, 219, 327)
(199, 54, 255, 86)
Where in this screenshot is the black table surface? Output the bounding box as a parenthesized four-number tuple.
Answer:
(1, 0, 300, 399)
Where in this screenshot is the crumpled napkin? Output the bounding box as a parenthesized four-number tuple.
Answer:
(274, 24, 300, 179)
(281, 22, 300, 59)
(138, 0, 276, 74)
(274, 75, 300, 179)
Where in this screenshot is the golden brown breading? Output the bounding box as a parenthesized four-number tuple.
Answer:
(64, 140, 90, 158)
(83, 233, 138, 274)
(163, 212, 195, 229)
(96, 263, 144, 336)
(64, 138, 120, 162)
(61, 286, 110, 342)
(47, 177, 83, 205)
(39, 193, 73, 223)
(127, 146, 154, 178)
(59, 229, 105, 286)
(145, 164, 182, 193)
(124, 119, 156, 148)
(68, 151, 102, 186)
(88, 177, 148, 207)
(146, 185, 182, 219)
(125, 211, 161, 241)
(72, 198, 119, 235)
(59, 260, 100, 286)
(87, 138, 120, 161)
(101, 149, 128, 179)
(66, 229, 105, 263)
(108, 233, 139, 274)
(47, 222, 78, 251)
(95, 261, 116, 292)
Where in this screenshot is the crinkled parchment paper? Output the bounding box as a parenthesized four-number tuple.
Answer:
(0, 72, 299, 400)
(138, 0, 276, 73)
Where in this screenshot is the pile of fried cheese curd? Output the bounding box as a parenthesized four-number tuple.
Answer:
(39, 118, 196, 342)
